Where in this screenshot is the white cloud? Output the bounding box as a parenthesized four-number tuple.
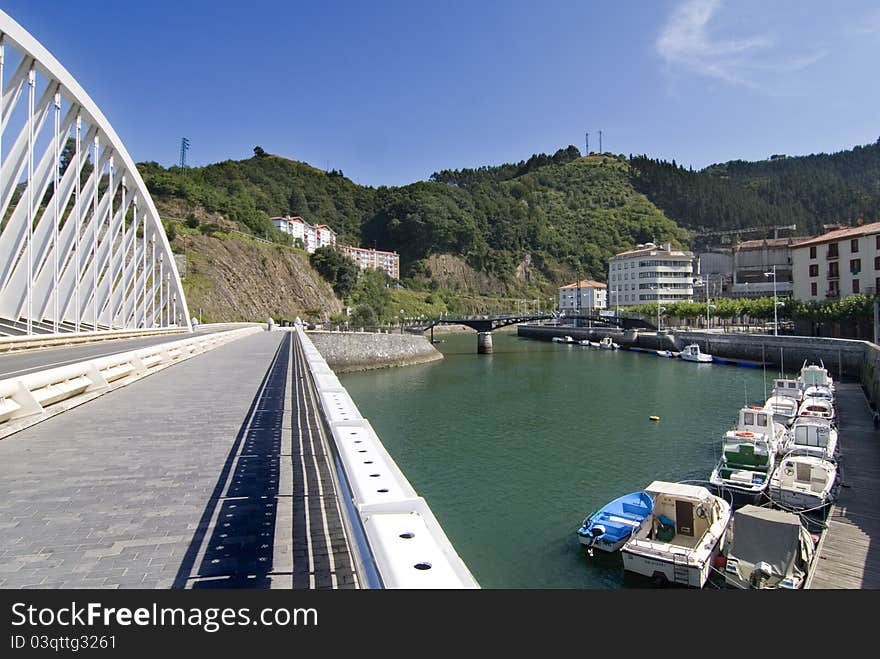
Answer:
(656, 0, 822, 90)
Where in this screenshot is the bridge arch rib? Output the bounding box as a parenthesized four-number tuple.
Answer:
(0, 10, 190, 336)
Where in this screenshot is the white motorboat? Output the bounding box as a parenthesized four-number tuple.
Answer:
(803, 385, 834, 403)
(764, 395, 799, 428)
(656, 350, 679, 358)
(771, 378, 803, 402)
(578, 339, 592, 346)
(797, 396, 835, 424)
(768, 452, 838, 512)
(732, 405, 788, 456)
(709, 431, 775, 505)
(798, 362, 835, 394)
(621, 481, 731, 588)
(598, 337, 620, 350)
(679, 344, 713, 363)
(783, 416, 838, 460)
(552, 335, 575, 343)
(723, 505, 817, 589)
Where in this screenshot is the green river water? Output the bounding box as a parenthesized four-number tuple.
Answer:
(339, 331, 771, 588)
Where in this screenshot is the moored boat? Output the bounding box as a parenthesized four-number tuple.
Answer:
(679, 344, 713, 363)
(598, 337, 620, 350)
(621, 481, 731, 588)
(768, 452, 838, 513)
(709, 431, 775, 506)
(797, 396, 835, 425)
(577, 491, 654, 553)
(798, 362, 835, 395)
(722, 505, 816, 589)
(783, 416, 838, 460)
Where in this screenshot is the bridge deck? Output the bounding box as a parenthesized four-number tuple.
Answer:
(0, 331, 358, 589)
(807, 383, 880, 588)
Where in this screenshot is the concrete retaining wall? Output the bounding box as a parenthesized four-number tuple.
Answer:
(306, 330, 443, 373)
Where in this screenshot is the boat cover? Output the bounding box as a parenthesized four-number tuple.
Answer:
(728, 505, 805, 582)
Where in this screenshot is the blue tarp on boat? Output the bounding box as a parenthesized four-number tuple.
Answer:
(577, 491, 654, 550)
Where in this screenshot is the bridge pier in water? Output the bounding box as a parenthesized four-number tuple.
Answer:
(477, 331, 493, 354)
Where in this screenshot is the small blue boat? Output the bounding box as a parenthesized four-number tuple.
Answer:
(577, 491, 654, 553)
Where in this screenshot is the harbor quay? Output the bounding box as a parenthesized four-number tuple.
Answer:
(509, 325, 879, 587)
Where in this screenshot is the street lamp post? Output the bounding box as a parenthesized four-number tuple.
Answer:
(764, 266, 778, 336)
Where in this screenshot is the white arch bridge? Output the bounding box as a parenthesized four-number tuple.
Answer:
(0, 9, 189, 337)
(0, 10, 478, 590)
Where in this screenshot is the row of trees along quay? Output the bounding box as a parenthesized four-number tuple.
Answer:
(620, 294, 880, 329)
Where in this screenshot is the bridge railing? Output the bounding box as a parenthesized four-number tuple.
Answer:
(0, 326, 262, 438)
(295, 325, 480, 589)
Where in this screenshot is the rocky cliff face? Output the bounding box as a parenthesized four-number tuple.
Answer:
(176, 234, 343, 323)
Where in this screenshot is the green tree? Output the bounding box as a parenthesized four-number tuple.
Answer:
(309, 246, 359, 299)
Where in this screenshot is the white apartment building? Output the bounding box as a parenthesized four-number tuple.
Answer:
(608, 242, 695, 307)
(343, 245, 401, 280)
(271, 215, 337, 253)
(791, 222, 880, 301)
(558, 280, 607, 312)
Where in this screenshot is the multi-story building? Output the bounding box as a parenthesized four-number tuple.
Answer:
(315, 224, 337, 250)
(558, 280, 607, 313)
(270, 215, 336, 253)
(729, 236, 811, 299)
(791, 222, 880, 301)
(343, 245, 400, 280)
(608, 242, 695, 306)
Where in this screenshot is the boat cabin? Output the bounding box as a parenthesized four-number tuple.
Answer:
(788, 418, 836, 457)
(639, 482, 721, 549)
(799, 363, 833, 390)
(772, 379, 802, 401)
(735, 407, 775, 436)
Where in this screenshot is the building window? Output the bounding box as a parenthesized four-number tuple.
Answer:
(811, 282, 817, 296)
(875, 256, 880, 271)
(810, 246, 816, 259)
(851, 258, 861, 275)
(852, 239, 860, 253)
(828, 262, 839, 278)
(853, 278, 860, 294)
(809, 264, 819, 277)
(828, 243, 838, 258)
(876, 236, 880, 250)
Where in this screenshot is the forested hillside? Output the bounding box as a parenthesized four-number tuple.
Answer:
(140, 147, 686, 295)
(630, 140, 880, 239)
(140, 139, 880, 302)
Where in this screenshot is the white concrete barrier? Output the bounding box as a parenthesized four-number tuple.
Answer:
(0, 326, 263, 438)
(296, 326, 479, 589)
(0, 327, 187, 355)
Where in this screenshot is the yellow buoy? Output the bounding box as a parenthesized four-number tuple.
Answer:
(649, 416, 660, 422)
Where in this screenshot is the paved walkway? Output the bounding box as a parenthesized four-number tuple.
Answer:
(0, 331, 358, 589)
(807, 383, 880, 588)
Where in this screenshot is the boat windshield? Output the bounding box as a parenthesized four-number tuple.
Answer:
(741, 411, 769, 428)
(793, 424, 830, 448)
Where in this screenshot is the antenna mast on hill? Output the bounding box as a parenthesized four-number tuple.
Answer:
(179, 137, 190, 169)
(585, 132, 589, 155)
(598, 130, 603, 153)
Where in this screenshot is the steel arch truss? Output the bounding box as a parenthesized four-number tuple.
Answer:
(0, 10, 190, 336)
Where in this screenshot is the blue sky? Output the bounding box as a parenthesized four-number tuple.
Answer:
(4, 0, 879, 187)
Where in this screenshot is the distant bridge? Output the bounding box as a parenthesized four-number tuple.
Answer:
(403, 312, 656, 352)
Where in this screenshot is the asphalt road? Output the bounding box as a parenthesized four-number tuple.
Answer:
(0, 324, 257, 379)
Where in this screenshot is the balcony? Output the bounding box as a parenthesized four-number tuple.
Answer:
(826, 270, 840, 281)
(826, 248, 839, 260)
(826, 289, 840, 299)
